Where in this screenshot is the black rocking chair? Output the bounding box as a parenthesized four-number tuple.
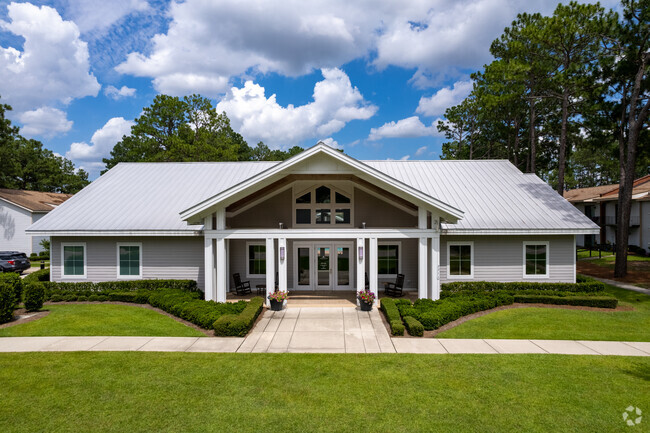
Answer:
(233, 273, 252, 295)
(384, 274, 405, 297)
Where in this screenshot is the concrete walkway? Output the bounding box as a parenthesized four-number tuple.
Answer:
(588, 275, 650, 295)
(0, 335, 648, 355)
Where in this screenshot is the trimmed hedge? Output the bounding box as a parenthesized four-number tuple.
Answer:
(23, 282, 45, 312)
(213, 297, 264, 337)
(441, 281, 606, 297)
(380, 298, 406, 336)
(403, 316, 424, 337)
(23, 268, 50, 283)
(0, 277, 18, 323)
(148, 289, 246, 330)
(514, 294, 618, 309)
(0, 273, 23, 307)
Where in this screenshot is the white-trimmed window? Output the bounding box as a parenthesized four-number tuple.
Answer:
(378, 242, 401, 276)
(247, 242, 266, 277)
(448, 242, 474, 279)
(523, 241, 549, 278)
(117, 243, 142, 279)
(61, 243, 86, 278)
(293, 185, 353, 227)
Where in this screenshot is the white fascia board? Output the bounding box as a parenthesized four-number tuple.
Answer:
(205, 228, 437, 240)
(0, 197, 35, 213)
(26, 230, 203, 237)
(442, 228, 601, 235)
(180, 143, 464, 223)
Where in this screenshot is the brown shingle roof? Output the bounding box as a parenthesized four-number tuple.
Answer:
(564, 175, 650, 203)
(0, 189, 72, 212)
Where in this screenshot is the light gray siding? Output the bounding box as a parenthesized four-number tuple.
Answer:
(51, 236, 204, 288)
(0, 200, 34, 254)
(228, 190, 293, 229)
(31, 213, 48, 253)
(354, 188, 417, 228)
(441, 235, 575, 283)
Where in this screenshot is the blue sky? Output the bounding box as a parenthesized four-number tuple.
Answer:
(0, 0, 619, 178)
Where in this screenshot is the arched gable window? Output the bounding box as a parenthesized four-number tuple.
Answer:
(293, 185, 353, 227)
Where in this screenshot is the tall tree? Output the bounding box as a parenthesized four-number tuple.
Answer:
(599, 0, 650, 276)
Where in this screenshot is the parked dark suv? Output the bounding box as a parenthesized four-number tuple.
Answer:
(0, 251, 31, 274)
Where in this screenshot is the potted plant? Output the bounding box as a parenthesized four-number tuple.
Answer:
(268, 290, 288, 311)
(357, 289, 375, 311)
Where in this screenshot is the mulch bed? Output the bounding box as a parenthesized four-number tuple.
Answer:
(382, 302, 632, 338)
(577, 261, 650, 285)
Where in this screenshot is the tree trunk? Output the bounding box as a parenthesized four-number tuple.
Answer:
(513, 118, 520, 168)
(556, 91, 569, 195)
(528, 98, 537, 173)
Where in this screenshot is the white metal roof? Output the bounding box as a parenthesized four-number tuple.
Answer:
(364, 160, 599, 233)
(28, 156, 598, 235)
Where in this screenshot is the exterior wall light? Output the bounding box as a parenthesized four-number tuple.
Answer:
(358, 246, 363, 260)
(280, 246, 286, 261)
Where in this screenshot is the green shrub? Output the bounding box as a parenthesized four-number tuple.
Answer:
(0, 273, 23, 306)
(390, 319, 405, 336)
(514, 294, 617, 309)
(23, 268, 50, 283)
(213, 297, 264, 336)
(403, 316, 424, 337)
(23, 282, 45, 311)
(42, 279, 198, 296)
(0, 278, 17, 323)
(77, 295, 88, 302)
(441, 281, 605, 297)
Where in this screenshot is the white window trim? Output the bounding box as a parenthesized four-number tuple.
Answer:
(523, 241, 550, 279)
(447, 241, 474, 279)
(292, 184, 354, 228)
(378, 241, 402, 277)
(116, 242, 143, 280)
(61, 242, 87, 279)
(246, 241, 266, 278)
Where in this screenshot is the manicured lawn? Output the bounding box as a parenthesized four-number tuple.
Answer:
(580, 254, 650, 269)
(0, 304, 204, 337)
(0, 353, 647, 432)
(29, 260, 49, 268)
(437, 284, 650, 341)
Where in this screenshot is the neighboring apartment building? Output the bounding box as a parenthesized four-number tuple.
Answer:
(564, 175, 650, 252)
(0, 189, 72, 254)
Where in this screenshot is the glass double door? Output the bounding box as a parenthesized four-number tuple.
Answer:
(295, 242, 353, 290)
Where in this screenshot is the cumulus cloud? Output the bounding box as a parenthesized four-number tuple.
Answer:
(18, 107, 73, 138)
(0, 2, 100, 111)
(66, 117, 134, 175)
(368, 116, 442, 141)
(104, 85, 137, 100)
(64, 0, 150, 34)
(216, 68, 376, 148)
(416, 80, 473, 117)
(414, 146, 428, 157)
(319, 137, 343, 149)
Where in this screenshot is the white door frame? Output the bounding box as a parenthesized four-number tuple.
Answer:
(292, 241, 355, 291)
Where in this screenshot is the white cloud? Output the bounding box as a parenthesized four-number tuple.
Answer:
(64, 0, 150, 34)
(66, 117, 134, 175)
(400, 155, 410, 161)
(0, 3, 100, 111)
(320, 137, 343, 149)
(216, 68, 376, 148)
(368, 116, 443, 141)
(416, 80, 473, 117)
(414, 146, 428, 157)
(18, 107, 73, 138)
(104, 85, 137, 100)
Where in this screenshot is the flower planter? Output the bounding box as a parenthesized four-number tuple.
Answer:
(269, 299, 283, 311)
(359, 299, 373, 311)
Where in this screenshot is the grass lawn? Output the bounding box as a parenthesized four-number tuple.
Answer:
(0, 304, 204, 337)
(29, 260, 49, 268)
(437, 284, 650, 341)
(0, 353, 647, 432)
(580, 254, 650, 269)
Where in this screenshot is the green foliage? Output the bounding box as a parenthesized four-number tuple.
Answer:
(0, 273, 23, 307)
(40, 279, 198, 300)
(23, 268, 50, 283)
(103, 94, 303, 171)
(0, 99, 89, 193)
(38, 239, 50, 253)
(0, 277, 18, 323)
(23, 282, 45, 312)
(441, 281, 606, 296)
(403, 316, 424, 337)
(380, 298, 405, 336)
(389, 320, 405, 336)
(213, 297, 264, 336)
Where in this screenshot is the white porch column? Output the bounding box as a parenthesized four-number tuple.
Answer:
(430, 233, 440, 300)
(369, 237, 378, 299)
(356, 237, 365, 291)
(418, 207, 428, 299)
(265, 238, 275, 305)
(278, 237, 287, 292)
(203, 215, 215, 301)
(215, 208, 227, 302)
